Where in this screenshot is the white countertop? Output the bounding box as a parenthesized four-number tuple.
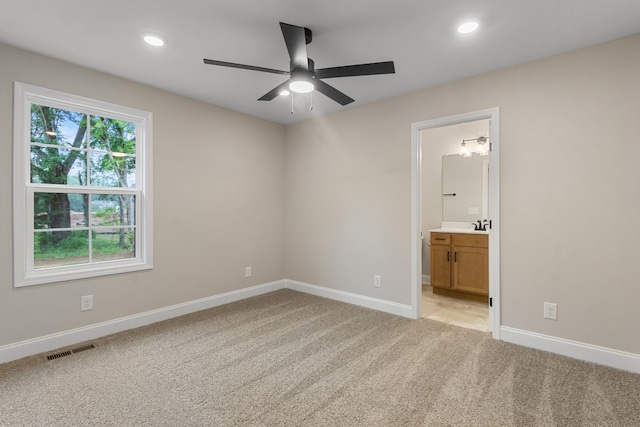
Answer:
(429, 228, 489, 235)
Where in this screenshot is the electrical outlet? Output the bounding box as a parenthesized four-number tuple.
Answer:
(374, 275, 381, 287)
(245, 266, 252, 278)
(80, 295, 93, 311)
(543, 302, 557, 320)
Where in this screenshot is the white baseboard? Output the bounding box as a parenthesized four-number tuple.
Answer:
(285, 279, 414, 318)
(501, 326, 640, 374)
(0, 280, 286, 364)
(4, 280, 639, 376)
(422, 274, 430, 285)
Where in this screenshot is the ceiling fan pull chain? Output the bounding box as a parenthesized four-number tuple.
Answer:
(310, 91, 313, 110)
(291, 92, 294, 114)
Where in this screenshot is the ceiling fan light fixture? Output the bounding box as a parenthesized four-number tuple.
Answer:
(279, 89, 291, 96)
(289, 79, 314, 94)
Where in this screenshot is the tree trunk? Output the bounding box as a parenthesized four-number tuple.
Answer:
(49, 193, 71, 244)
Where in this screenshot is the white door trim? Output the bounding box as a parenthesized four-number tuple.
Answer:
(410, 108, 501, 338)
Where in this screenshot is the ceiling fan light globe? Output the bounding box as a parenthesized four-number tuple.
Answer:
(289, 80, 314, 94)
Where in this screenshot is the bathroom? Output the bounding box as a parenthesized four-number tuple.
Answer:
(420, 118, 491, 332)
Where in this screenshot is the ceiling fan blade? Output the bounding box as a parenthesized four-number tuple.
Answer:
(315, 61, 395, 79)
(258, 80, 291, 101)
(203, 59, 289, 75)
(279, 22, 309, 71)
(314, 80, 355, 106)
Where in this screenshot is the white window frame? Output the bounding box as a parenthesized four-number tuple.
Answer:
(13, 82, 153, 287)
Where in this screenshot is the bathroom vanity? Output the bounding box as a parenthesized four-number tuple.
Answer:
(430, 230, 488, 303)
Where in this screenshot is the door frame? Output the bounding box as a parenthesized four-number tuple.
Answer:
(410, 107, 501, 338)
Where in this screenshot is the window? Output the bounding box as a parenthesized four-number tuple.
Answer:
(13, 82, 153, 287)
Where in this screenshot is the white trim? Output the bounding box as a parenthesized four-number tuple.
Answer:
(422, 274, 430, 285)
(411, 108, 501, 336)
(286, 279, 414, 318)
(501, 326, 640, 374)
(410, 119, 422, 319)
(0, 280, 285, 364)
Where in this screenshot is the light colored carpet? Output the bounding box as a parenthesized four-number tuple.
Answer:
(1, 289, 639, 426)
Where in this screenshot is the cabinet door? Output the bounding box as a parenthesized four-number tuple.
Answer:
(430, 244, 451, 289)
(452, 246, 488, 295)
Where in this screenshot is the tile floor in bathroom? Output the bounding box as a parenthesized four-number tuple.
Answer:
(421, 284, 490, 333)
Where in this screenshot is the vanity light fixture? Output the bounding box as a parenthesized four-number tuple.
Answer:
(461, 136, 489, 157)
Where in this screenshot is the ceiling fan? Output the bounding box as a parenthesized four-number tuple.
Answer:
(203, 22, 395, 106)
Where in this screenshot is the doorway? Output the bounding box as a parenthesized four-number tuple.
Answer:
(410, 108, 500, 338)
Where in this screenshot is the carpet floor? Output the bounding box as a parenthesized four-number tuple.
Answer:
(1, 289, 639, 426)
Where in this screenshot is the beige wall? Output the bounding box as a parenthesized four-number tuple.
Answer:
(0, 43, 286, 346)
(2, 32, 639, 359)
(285, 33, 640, 354)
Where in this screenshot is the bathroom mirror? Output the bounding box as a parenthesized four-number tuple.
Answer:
(442, 154, 489, 222)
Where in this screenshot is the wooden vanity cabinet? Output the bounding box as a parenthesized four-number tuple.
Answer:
(430, 232, 488, 303)
(429, 233, 452, 289)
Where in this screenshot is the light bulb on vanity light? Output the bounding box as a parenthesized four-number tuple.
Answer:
(460, 141, 471, 157)
(476, 136, 489, 155)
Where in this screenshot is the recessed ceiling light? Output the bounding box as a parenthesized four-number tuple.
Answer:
(458, 21, 479, 34)
(143, 34, 166, 47)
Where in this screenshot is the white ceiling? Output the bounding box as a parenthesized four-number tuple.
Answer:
(2, 1, 640, 125)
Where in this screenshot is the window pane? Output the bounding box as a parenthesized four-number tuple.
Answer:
(92, 227, 135, 262)
(91, 194, 135, 226)
(89, 151, 136, 188)
(34, 192, 79, 230)
(30, 147, 87, 185)
(30, 104, 86, 148)
(34, 230, 89, 269)
(89, 116, 136, 188)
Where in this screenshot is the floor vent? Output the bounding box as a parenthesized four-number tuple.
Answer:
(71, 344, 96, 354)
(46, 344, 96, 361)
(46, 350, 73, 361)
